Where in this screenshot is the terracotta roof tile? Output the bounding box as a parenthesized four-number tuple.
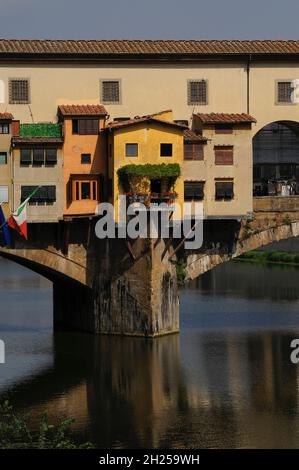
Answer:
(106, 115, 187, 131)
(0, 112, 13, 120)
(58, 104, 108, 116)
(184, 129, 207, 142)
(1, 39, 299, 56)
(194, 113, 257, 124)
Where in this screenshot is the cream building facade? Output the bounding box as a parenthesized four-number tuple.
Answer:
(0, 39, 299, 222)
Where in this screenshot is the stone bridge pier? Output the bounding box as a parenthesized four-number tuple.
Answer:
(53, 235, 179, 337)
(1, 197, 299, 337)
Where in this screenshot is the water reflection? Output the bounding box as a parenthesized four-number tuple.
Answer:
(1, 258, 299, 448)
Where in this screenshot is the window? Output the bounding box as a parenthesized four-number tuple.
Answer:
(9, 79, 30, 104)
(215, 146, 234, 165)
(46, 148, 57, 165)
(72, 119, 99, 135)
(21, 185, 56, 204)
(73, 180, 98, 201)
(72, 119, 79, 134)
(160, 143, 173, 157)
(20, 147, 58, 166)
(81, 153, 91, 164)
(277, 81, 293, 104)
(188, 80, 208, 105)
(20, 148, 31, 165)
(215, 124, 233, 134)
(0, 152, 7, 165)
(101, 80, 121, 104)
(0, 123, 9, 134)
(184, 182, 204, 201)
(253, 166, 262, 182)
(33, 148, 44, 165)
(215, 180, 234, 200)
(0, 185, 8, 203)
(184, 144, 204, 160)
(126, 143, 138, 157)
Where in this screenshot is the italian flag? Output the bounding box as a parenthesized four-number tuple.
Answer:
(8, 186, 40, 239)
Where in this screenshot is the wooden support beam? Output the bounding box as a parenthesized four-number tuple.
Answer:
(168, 222, 198, 261)
(125, 240, 136, 260)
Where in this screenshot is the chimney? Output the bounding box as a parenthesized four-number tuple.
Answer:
(11, 120, 20, 136)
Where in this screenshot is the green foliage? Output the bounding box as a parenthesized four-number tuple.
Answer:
(175, 260, 187, 285)
(20, 123, 61, 138)
(0, 401, 93, 449)
(117, 163, 181, 192)
(238, 250, 299, 265)
(282, 215, 291, 225)
(163, 271, 172, 284)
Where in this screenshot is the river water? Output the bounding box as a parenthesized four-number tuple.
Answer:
(1, 257, 299, 448)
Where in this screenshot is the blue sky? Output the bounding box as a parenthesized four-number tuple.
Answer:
(0, 0, 298, 39)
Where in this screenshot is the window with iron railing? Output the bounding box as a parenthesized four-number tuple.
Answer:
(277, 81, 293, 104)
(9, 79, 30, 104)
(100, 80, 121, 104)
(188, 80, 208, 105)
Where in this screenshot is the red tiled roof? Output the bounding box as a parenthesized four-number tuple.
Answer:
(1, 40, 299, 56)
(58, 104, 108, 116)
(12, 137, 63, 145)
(184, 129, 207, 142)
(0, 112, 13, 120)
(194, 113, 257, 124)
(106, 115, 187, 131)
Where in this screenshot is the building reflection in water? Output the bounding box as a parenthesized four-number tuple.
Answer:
(3, 261, 299, 448)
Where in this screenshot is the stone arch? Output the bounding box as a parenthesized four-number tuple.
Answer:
(0, 246, 89, 286)
(185, 220, 299, 280)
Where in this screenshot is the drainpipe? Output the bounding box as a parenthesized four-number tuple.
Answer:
(247, 54, 252, 114)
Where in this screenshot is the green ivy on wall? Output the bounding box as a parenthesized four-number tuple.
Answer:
(20, 123, 61, 138)
(117, 163, 181, 192)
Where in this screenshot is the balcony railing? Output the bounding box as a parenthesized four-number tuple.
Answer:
(125, 192, 176, 207)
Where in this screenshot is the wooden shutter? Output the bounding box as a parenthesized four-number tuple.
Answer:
(215, 146, 233, 165)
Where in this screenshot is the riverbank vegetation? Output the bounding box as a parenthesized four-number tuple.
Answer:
(236, 250, 299, 265)
(0, 401, 93, 449)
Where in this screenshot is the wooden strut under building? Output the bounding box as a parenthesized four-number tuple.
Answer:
(168, 222, 199, 261)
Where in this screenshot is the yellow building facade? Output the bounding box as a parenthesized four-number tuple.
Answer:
(106, 111, 185, 221)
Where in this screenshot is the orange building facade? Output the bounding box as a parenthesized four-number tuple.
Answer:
(58, 105, 108, 218)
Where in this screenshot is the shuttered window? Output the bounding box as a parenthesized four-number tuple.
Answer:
(78, 119, 99, 135)
(184, 182, 204, 201)
(184, 144, 204, 160)
(277, 81, 293, 103)
(101, 80, 121, 104)
(9, 79, 30, 104)
(215, 180, 234, 200)
(33, 148, 44, 165)
(215, 146, 234, 165)
(188, 80, 208, 105)
(0, 123, 9, 134)
(215, 124, 233, 134)
(21, 185, 56, 204)
(46, 148, 57, 164)
(20, 148, 31, 165)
